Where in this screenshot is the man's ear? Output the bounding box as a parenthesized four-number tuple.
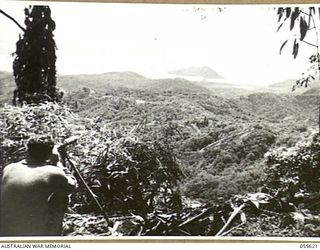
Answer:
(49, 154, 59, 165)
(49, 146, 60, 165)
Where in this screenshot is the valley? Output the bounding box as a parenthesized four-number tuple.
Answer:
(1, 70, 320, 236)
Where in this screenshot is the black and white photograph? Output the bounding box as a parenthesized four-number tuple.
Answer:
(1, 0, 320, 239)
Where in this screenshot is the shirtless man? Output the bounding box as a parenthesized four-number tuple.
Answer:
(0, 138, 76, 236)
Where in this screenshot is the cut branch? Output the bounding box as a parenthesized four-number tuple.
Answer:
(220, 222, 245, 236)
(0, 9, 25, 32)
(215, 204, 245, 237)
(177, 207, 214, 229)
(64, 152, 111, 229)
(301, 11, 310, 16)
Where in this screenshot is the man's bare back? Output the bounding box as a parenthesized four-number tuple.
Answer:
(0, 139, 76, 236)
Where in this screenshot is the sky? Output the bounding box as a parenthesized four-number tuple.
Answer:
(0, 1, 318, 86)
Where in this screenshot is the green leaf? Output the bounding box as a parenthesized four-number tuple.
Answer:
(300, 17, 308, 40)
(290, 7, 300, 30)
(292, 39, 299, 59)
(277, 22, 285, 32)
(280, 40, 288, 54)
(278, 7, 284, 22)
(295, 42, 299, 59)
(308, 9, 312, 27)
(285, 7, 291, 18)
(310, 7, 315, 15)
(292, 39, 296, 55)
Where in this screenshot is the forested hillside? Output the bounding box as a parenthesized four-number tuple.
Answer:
(60, 73, 317, 201)
(1, 70, 320, 236)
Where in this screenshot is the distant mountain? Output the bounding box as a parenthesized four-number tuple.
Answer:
(269, 79, 320, 95)
(146, 77, 208, 93)
(5, 70, 311, 106)
(58, 71, 147, 91)
(58, 71, 254, 98)
(0, 71, 148, 104)
(0, 70, 220, 100)
(59, 72, 210, 96)
(300, 80, 320, 96)
(0, 71, 15, 104)
(0, 71, 15, 90)
(168, 66, 223, 79)
(0, 70, 264, 105)
(268, 79, 307, 94)
(268, 79, 296, 93)
(100, 71, 146, 80)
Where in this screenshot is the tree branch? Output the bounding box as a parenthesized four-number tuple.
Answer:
(310, 11, 320, 79)
(220, 222, 245, 236)
(177, 207, 214, 229)
(64, 152, 111, 228)
(215, 204, 245, 237)
(301, 39, 318, 48)
(0, 9, 25, 32)
(300, 11, 310, 16)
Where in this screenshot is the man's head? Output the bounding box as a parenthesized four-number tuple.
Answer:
(27, 137, 54, 162)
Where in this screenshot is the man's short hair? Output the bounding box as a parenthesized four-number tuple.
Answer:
(27, 137, 54, 161)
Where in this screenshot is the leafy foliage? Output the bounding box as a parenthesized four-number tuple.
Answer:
(77, 136, 183, 214)
(0, 102, 183, 215)
(265, 133, 320, 206)
(61, 81, 317, 204)
(277, 7, 320, 88)
(12, 6, 62, 105)
(1, 68, 319, 236)
(0, 102, 78, 167)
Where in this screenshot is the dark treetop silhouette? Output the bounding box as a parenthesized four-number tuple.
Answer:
(8, 6, 62, 106)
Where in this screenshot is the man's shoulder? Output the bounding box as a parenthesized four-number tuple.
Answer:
(40, 164, 67, 176)
(4, 162, 63, 176)
(4, 160, 27, 169)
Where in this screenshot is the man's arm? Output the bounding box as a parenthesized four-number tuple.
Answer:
(50, 145, 77, 190)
